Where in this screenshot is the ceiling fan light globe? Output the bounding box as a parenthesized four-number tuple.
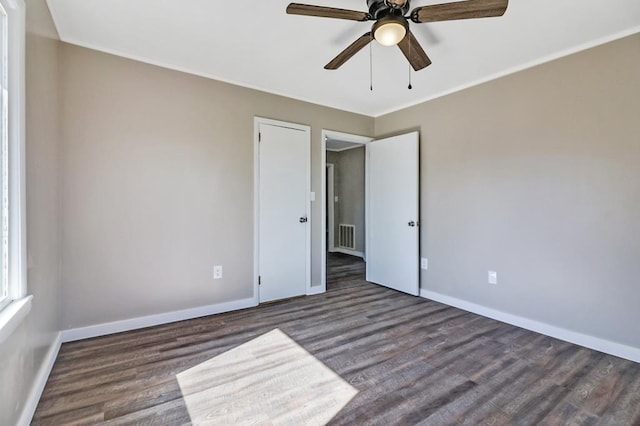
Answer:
(374, 22, 406, 46)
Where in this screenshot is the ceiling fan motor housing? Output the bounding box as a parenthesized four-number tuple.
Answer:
(367, 0, 410, 19)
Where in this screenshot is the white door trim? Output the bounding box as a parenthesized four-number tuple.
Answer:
(254, 117, 312, 302)
(321, 130, 373, 292)
(326, 163, 335, 252)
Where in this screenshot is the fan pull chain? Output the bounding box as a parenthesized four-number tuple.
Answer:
(369, 39, 373, 91)
(408, 35, 413, 90)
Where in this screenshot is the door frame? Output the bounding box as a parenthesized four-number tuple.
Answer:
(321, 130, 373, 291)
(326, 163, 335, 252)
(254, 117, 311, 304)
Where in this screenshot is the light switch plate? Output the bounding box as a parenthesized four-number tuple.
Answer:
(488, 271, 497, 285)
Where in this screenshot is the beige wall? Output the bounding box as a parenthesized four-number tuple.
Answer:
(60, 44, 373, 329)
(375, 33, 640, 348)
(0, 1, 61, 424)
(59, 33, 640, 349)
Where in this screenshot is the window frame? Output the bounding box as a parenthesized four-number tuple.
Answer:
(0, 0, 29, 344)
(0, 0, 9, 311)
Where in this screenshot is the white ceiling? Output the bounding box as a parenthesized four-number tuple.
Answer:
(47, 0, 640, 117)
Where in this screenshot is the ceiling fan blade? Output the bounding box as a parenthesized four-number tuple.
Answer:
(397, 31, 432, 71)
(325, 33, 373, 70)
(411, 0, 508, 23)
(287, 3, 370, 21)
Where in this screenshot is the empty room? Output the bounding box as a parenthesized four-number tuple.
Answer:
(1, 0, 640, 424)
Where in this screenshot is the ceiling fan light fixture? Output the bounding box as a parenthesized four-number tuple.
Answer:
(372, 15, 408, 46)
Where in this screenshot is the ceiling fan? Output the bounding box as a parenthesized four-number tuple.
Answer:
(286, 0, 509, 71)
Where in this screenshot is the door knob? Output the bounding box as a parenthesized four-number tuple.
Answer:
(408, 221, 416, 227)
(299, 217, 308, 223)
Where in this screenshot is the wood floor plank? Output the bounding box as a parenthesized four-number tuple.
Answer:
(33, 253, 640, 425)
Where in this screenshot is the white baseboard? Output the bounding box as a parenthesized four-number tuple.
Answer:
(62, 297, 258, 343)
(420, 289, 640, 364)
(330, 248, 365, 259)
(18, 331, 62, 426)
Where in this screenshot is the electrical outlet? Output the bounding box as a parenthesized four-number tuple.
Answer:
(488, 270, 497, 285)
(421, 258, 428, 270)
(213, 265, 223, 280)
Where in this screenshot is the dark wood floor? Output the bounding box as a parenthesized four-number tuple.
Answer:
(327, 251, 365, 284)
(34, 254, 640, 425)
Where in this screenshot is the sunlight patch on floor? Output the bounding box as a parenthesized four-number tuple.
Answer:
(176, 328, 358, 425)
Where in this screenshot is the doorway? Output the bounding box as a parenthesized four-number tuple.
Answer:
(321, 130, 420, 296)
(321, 130, 372, 291)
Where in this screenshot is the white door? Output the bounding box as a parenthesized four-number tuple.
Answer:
(366, 132, 419, 296)
(258, 121, 310, 302)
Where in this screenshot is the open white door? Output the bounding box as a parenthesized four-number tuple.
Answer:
(257, 120, 310, 302)
(366, 132, 419, 296)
